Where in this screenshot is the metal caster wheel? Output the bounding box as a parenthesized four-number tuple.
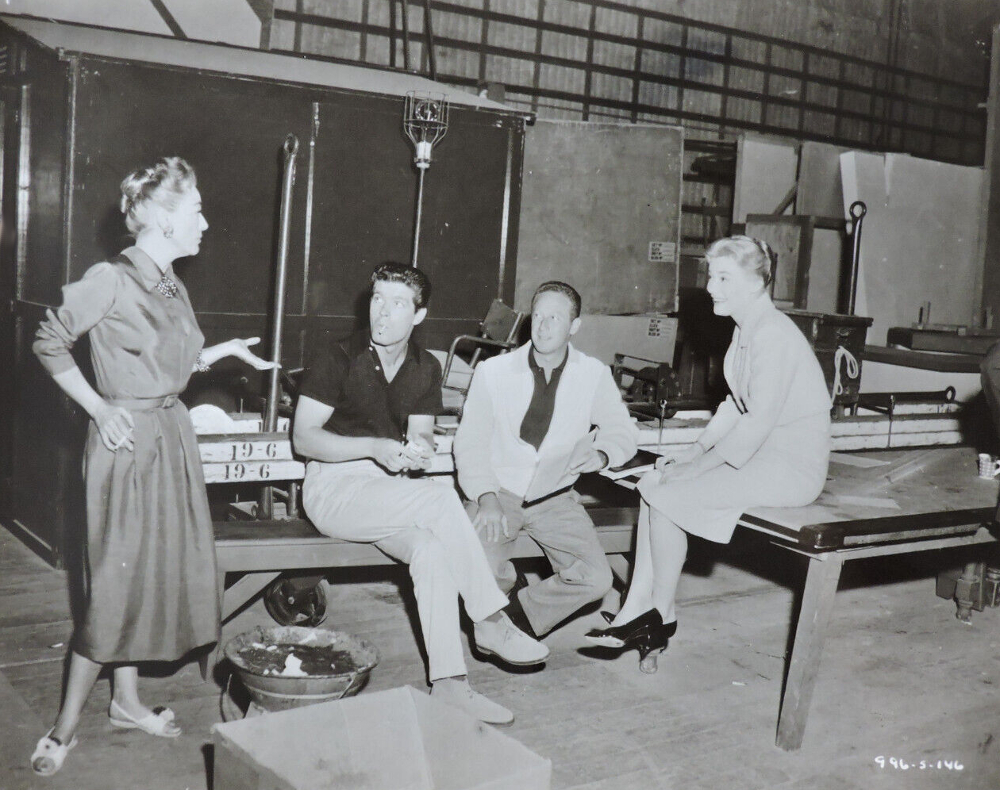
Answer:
(263, 576, 331, 627)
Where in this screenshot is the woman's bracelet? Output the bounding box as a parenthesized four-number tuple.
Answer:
(195, 350, 210, 373)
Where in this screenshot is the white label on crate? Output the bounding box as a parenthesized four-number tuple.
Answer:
(646, 317, 672, 338)
(648, 241, 676, 262)
(203, 460, 305, 483)
(199, 437, 293, 463)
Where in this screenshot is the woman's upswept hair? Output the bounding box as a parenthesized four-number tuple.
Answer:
(119, 157, 197, 235)
(705, 235, 775, 288)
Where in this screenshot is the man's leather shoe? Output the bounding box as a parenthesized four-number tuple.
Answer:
(474, 612, 549, 666)
(431, 679, 514, 725)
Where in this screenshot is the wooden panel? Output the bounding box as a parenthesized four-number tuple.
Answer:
(806, 227, 845, 314)
(69, 59, 314, 318)
(744, 215, 813, 308)
(732, 135, 797, 223)
(515, 119, 682, 314)
(841, 151, 984, 345)
(796, 140, 849, 219)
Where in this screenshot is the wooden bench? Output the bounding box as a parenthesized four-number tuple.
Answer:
(214, 505, 637, 625)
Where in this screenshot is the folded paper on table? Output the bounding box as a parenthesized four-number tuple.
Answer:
(602, 448, 659, 480)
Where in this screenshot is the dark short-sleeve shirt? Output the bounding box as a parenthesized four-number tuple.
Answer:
(299, 332, 442, 440)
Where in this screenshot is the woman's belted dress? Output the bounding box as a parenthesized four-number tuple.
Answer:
(33, 247, 219, 663)
(636, 293, 832, 543)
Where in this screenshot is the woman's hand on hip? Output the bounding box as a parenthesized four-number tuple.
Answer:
(224, 337, 281, 371)
(93, 402, 135, 452)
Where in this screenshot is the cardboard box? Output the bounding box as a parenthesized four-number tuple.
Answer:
(212, 686, 552, 790)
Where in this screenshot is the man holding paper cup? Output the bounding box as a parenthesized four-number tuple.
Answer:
(454, 281, 638, 640)
(294, 263, 549, 726)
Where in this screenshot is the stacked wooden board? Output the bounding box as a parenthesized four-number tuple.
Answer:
(196, 415, 305, 484)
(196, 403, 967, 486)
(636, 402, 965, 458)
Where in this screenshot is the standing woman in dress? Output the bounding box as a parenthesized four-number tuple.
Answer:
(30, 157, 277, 775)
(586, 235, 831, 665)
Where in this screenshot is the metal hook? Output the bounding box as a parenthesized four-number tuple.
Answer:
(283, 134, 299, 158)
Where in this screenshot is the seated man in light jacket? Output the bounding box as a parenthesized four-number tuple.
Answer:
(454, 281, 638, 640)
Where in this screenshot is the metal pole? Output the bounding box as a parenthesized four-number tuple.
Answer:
(846, 200, 866, 316)
(400, 0, 411, 71)
(421, 0, 437, 79)
(411, 166, 425, 268)
(265, 134, 299, 431)
(260, 134, 299, 519)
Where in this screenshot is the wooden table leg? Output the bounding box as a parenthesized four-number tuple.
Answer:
(776, 552, 845, 751)
(954, 561, 985, 624)
(221, 570, 283, 621)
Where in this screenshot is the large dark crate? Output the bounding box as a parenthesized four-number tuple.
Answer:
(783, 310, 873, 407)
(0, 15, 529, 566)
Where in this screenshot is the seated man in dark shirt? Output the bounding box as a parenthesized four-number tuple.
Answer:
(293, 263, 548, 726)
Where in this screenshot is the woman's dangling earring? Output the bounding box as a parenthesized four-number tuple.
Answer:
(162, 225, 173, 239)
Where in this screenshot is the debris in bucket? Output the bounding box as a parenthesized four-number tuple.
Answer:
(237, 641, 361, 677)
(279, 654, 307, 677)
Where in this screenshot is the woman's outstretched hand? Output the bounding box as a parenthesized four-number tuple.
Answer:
(93, 402, 135, 452)
(224, 337, 280, 370)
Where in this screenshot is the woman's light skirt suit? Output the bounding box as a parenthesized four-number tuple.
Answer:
(637, 295, 832, 543)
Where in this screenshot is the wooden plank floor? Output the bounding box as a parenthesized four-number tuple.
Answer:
(1, 525, 998, 790)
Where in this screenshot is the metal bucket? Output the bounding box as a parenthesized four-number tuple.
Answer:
(224, 625, 379, 713)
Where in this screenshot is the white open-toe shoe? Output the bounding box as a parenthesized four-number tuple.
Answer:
(31, 729, 78, 776)
(109, 700, 182, 737)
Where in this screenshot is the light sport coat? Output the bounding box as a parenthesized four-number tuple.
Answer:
(454, 342, 638, 503)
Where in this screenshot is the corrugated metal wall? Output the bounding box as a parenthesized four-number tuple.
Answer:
(267, 0, 994, 255)
(269, 0, 992, 166)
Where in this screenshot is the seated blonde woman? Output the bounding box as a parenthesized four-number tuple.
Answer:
(586, 235, 831, 666)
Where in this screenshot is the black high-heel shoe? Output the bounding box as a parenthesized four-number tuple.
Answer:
(585, 608, 662, 647)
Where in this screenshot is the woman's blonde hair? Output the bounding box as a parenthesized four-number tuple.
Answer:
(119, 157, 197, 235)
(705, 235, 775, 288)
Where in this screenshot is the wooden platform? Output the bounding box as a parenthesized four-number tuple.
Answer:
(4, 514, 999, 789)
(212, 447, 998, 752)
